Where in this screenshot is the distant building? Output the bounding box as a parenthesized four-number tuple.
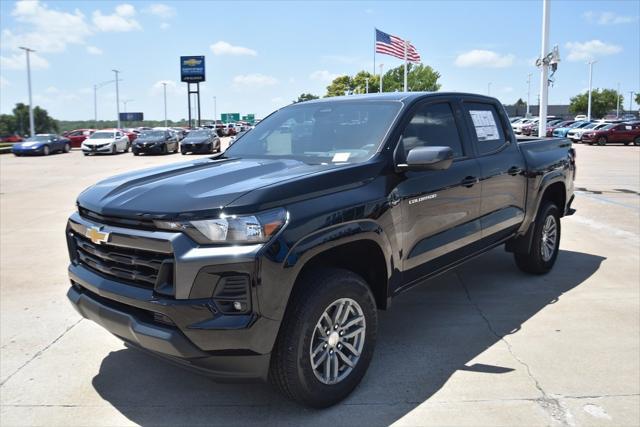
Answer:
(503, 104, 571, 118)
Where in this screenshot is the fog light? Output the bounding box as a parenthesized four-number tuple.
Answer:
(233, 301, 244, 311)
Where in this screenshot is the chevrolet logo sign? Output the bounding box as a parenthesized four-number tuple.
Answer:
(86, 226, 110, 245)
(183, 58, 202, 66)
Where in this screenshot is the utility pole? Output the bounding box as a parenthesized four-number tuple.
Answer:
(587, 60, 597, 121)
(162, 83, 168, 127)
(527, 73, 532, 117)
(19, 46, 36, 137)
(379, 64, 384, 93)
(213, 96, 217, 124)
(629, 91, 635, 113)
(112, 69, 121, 129)
(365, 77, 369, 94)
(122, 99, 133, 113)
(616, 83, 620, 118)
(537, 0, 550, 138)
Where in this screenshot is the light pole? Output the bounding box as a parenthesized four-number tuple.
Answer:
(379, 64, 384, 93)
(537, 0, 550, 138)
(19, 46, 36, 137)
(112, 69, 121, 129)
(629, 91, 635, 113)
(526, 73, 532, 117)
(213, 96, 217, 124)
(162, 83, 168, 127)
(587, 60, 597, 121)
(365, 77, 369, 94)
(616, 83, 621, 118)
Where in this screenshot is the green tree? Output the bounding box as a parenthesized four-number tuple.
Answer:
(635, 93, 640, 108)
(382, 63, 441, 92)
(294, 93, 320, 103)
(569, 89, 622, 119)
(11, 103, 59, 134)
(352, 71, 379, 94)
(325, 75, 353, 97)
(513, 98, 527, 116)
(0, 114, 17, 136)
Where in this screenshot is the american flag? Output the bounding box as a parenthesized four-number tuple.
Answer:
(375, 29, 421, 63)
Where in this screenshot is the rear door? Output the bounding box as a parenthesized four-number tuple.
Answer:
(394, 99, 482, 286)
(461, 100, 527, 243)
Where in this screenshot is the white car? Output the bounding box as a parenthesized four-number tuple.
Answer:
(82, 130, 130, 155)
(574, 115, 587, 121)
(512, 118, 535, 134)
(567, 122, 607, 142)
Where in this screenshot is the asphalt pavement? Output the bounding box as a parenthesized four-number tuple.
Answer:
(0, 141, 638, 426)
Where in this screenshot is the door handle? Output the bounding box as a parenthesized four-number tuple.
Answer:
(461, 176, 478, 188)
(508, 166, 523, 176)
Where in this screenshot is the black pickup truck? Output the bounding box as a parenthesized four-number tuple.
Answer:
(66, 93, 575, 407)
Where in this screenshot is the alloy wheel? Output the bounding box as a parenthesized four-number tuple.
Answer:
(540, 215, 557, 262)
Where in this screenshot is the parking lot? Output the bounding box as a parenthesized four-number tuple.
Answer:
(0, 143, 638, 426)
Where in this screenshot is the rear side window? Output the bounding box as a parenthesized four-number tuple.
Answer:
(400, 102, 464, 159)
(465, 103, 507, 154)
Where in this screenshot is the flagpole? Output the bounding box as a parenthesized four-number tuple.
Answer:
(373, 28, 376, 76)
(403, 40, 408, 92)
(379, 63, 384, 93)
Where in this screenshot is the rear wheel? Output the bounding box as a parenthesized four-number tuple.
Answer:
(269, 268, 377, 408)
(63, 143, 70, 153)
(514, 201, 560, 274)
(634, 137, 640, 146)
(43, 145, 50, 156)
(111, 144, 117, 154)
(597, 136, 607, 146)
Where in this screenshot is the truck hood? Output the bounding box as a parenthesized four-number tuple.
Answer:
(77, 157, 335, 219)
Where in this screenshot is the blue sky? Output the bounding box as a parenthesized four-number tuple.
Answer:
(1, 0, 638, 121)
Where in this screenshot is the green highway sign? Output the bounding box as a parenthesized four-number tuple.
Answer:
(221, 113, 240, 124)
(241, 114, 256, 124)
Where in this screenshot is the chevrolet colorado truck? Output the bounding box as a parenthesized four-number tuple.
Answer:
(66, 93, 575, 407)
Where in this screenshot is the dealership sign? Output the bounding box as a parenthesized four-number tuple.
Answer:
(119, 112, 144, 121)
(180, 56, 206, 83)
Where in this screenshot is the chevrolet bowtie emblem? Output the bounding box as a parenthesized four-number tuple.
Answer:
(86, 226, 110, 245)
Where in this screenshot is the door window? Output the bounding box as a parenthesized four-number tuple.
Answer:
(400, 102, 464, 160)
(465, 103, 507, 154)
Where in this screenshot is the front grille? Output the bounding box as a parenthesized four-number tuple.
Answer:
(79, 207, 156, 230)
(71, 231, 173, 291)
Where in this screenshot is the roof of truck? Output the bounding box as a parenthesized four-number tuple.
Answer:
(301, 91, 498, 104)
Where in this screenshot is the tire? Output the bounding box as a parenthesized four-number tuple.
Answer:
(43, 145, 50, 156)
(181, 150, 187, 155)
(162, 144, 168, 155)
(173, 143, 179, 153)
(597, 136, 607, 146)
(514, 201, 561, 274)
(634, 137, 640, 146)
(124, 142, 130, 153)
(83, 152, 89, 156)
(63, 143, 70, 153)
(269, 268, 377, 408)
(111, 144, 117, 155)
(133, 150, 139, 156)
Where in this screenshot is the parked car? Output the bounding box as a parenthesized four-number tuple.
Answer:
(12, 134, 70, 156)
(81, 130, 130, 155)
(553, 121, 591, 138)
(65, 129, 95, 148)
(512, 118, 536, 134)
(229, 130, 248, 145)
(225, 123, 238, 136)
(1, 133, 24, 143)
(132, 129, 179, 155)
(65, 92, 575, 408)
(522, 118, 561, 136)
(214, 123, 227, 137)
(574, 114, 587, 121)
(581, 123, 640, 146)
(180, 129, 221, 154)
(567, 122, 607, 143)
(545, 120, 575, 137)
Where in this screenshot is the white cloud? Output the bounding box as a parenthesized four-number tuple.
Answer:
(565, 40, 622, 61)
(454, 50, 515, 68)
(45, 86, 60, 94)
(2, 0, 91, 53)
(309, 70, 340, 82)
(0, 52, 50, 70)
(86, 45, 103, 55)
(0, 76, 9, 88)
(146, 4, 175, 19)
(583, 11, 637, 25)
(92, 4, 141, 32)
(210, 41, 257, 56)
(160, 22, 170, 30)
(232, 74, 278, 88)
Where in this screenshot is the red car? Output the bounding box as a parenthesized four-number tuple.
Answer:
(64, 129, 95, 148)
(0, 133, 24, 143)
(581, 123, 640, 146)
(121, 129, 138, 143)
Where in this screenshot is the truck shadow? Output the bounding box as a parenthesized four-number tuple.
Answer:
(91, 248, 605, 426)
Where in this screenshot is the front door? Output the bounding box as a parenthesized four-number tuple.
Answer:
(393, 100, 482, 289)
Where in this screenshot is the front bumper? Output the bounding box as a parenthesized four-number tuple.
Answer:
(133, 143, 165, 153)
(66, 212, 280, 380)
(181, 142, 212, 153)
(12, 146, 44, 155)
(82, 144, 112, 153)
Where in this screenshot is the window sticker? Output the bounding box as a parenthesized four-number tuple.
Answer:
(332, 152, 350, 162)
(469, 110, 500, 141)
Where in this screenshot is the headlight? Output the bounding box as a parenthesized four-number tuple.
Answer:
(155, 208, 287, 244)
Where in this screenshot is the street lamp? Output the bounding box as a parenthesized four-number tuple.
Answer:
(122, 99, 134, 113)
(18, 46, 36, 137)
(629, 91, 635, 113)
(526, 73, 532, 117)
(587, 60, 597, 121)
(162, 83, 168, 127)
(112, 69, 121, 129)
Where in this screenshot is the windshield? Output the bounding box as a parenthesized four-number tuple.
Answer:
(90, 132, 115, 139)
(569, 122, 587, 128)
(601, 124, 616, 130)
(225, 100, 402, 164)
(25, 135, 50, 142)
(141, 131, 165, 138)
(187, 130, 210, 137)
(582, 123, 599, 129)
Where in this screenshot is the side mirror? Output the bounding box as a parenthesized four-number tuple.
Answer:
(398, 146, 454, 171)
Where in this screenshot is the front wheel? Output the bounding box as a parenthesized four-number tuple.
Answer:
(269, 268, 377, 408)
(514, 201, 560, 274)
(597, 136, 607, 146)
(63, 143, 70, 153)
(634, 137, 640, 146)
(43, 145, 50, 156)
